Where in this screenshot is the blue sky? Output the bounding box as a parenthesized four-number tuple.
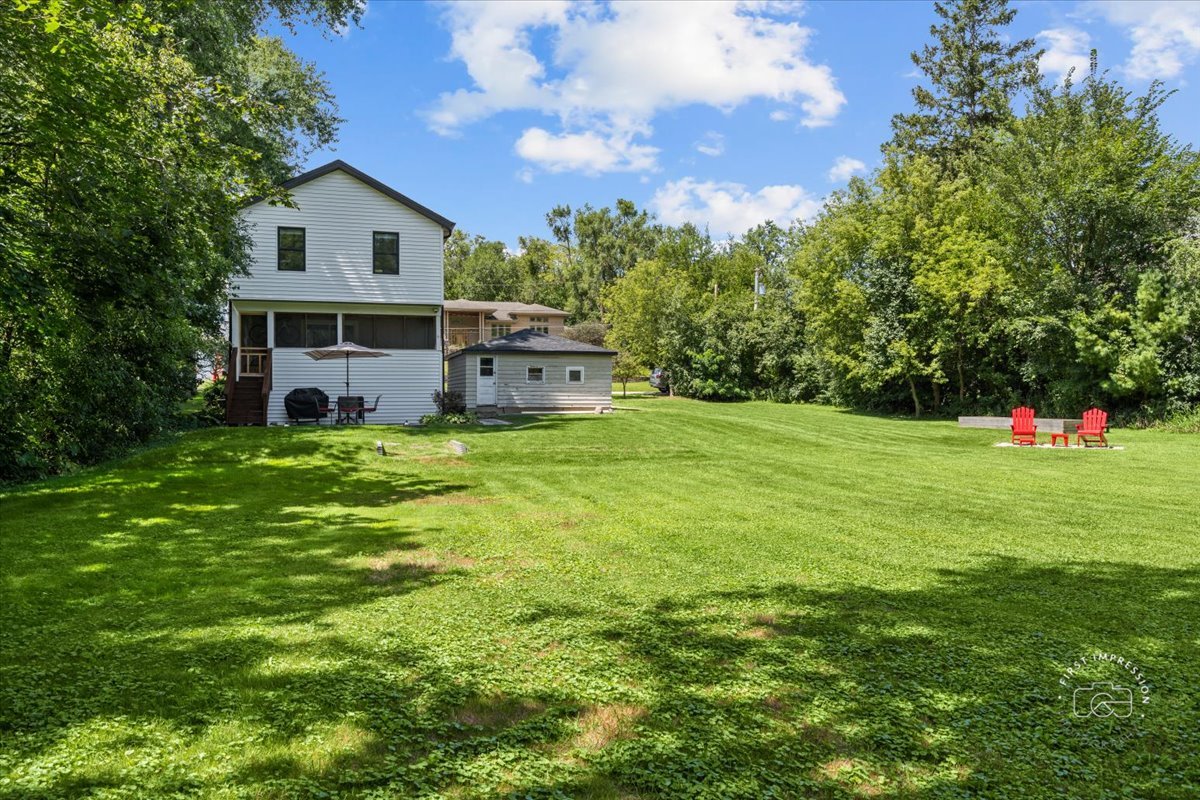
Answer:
(276, 1, 1200, 245)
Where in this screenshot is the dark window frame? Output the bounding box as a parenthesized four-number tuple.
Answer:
(373, 231, 399, 275)
(277, 227, 306, 271)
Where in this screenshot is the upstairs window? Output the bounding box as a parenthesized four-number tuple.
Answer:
(343, 314, 436, 350)
(489, 324, 512, 338)
(528, 316, 550, 334)
(277, 227, 306, 271)
(274, 313, 336, 348)
(373, 232, 399, 275)
(526, 366, 545, 384)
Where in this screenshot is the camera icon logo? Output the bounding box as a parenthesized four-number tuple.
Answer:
(1073, 682, 1133, 718)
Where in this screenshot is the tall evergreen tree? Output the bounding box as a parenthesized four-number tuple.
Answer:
(890, 0, 1040, 165)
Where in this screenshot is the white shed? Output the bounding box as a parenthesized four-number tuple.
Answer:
(446, 330, 615, 414)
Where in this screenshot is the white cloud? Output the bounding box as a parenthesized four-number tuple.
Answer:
(514, 127, 659, 174)
(1086, 1, 1200, 80)
(1038, 27, 1093, 81)
(516, 167, 535, 184)
(695, 132, 725, 157)
(769, 110, 792, 122)
(650, 177, 821, 237)
(428, 0, 845, 174)
(827, 155, 866, 183)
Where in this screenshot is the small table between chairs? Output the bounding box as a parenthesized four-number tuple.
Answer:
(1050, 432, 1070, 447)
(336, 395, 365, 425)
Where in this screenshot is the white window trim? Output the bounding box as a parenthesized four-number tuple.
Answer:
(478, 356, 495, 377)
(566, 365, 585, 384)
(526, 365, 545, 384)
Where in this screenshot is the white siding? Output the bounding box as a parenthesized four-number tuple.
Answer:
(268, 349, 440, 425)
(492, 353, 612, 411)
(446, 353, 474, 407)
(236, 169, 445, 305)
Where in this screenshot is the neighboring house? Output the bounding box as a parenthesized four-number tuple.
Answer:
(446, 329, 615, 414)
(227, 160, 454, 425)
(443, 300, 568, 351)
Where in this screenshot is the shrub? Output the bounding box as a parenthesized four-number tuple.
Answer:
(196, 378, 227, 427)
(432, 390, 467, 415)
(420, 411, 479, 425)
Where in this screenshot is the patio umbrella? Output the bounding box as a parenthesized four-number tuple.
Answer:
(304, 341, 390, 396)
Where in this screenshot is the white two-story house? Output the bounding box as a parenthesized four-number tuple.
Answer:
(227, 160, 454, 425)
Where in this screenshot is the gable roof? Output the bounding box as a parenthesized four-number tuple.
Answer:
(444, 299, 569, 321)
(244, 160, 455, 235)
(450, 329, 616, 357)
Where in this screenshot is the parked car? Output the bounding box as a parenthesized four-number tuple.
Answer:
(649, 367, 669, 394)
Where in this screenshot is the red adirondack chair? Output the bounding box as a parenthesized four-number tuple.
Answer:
(1076, 408, 1108, 448)
(1010, 406, 1037, 445)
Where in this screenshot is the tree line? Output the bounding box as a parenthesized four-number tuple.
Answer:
(448, 0, 1199, 420)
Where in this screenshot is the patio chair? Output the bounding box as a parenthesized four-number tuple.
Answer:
(1076, 408, 1108, 448)
(363, 395, 382, 417)
(1010, 406, 1037, 446)
(337, 395, 364, 425)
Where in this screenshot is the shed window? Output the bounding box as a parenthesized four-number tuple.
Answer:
(526, 366, 545, 384)
(566, 366, 585, 384)
(373, 232, 399, 275)
(274, 313, 336, 348)
(343, 314, 435, 349)
(277, 227, 306, 271)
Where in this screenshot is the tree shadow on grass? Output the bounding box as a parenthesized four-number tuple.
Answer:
(0, 427, 477, 793)
(502, 558, 1199, 799)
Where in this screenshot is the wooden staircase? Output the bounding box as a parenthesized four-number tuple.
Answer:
(225, 347, 272, 426)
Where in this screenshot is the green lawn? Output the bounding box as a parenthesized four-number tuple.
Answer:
(2, 400, 1197, 798)
(612, 380, 658, 396)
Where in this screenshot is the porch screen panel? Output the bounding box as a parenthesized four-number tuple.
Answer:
(404, 317, 436, 349)
(306, 314, 337, 347)
(274, 313, 304, 348)
(274, 313, 336, 348)
(343, 314, 374, 346)
(344, 315, 435, 349)
(374, 316, 405, 349)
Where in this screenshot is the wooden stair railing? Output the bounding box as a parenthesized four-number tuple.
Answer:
(260, 348, 272, 425)
(225, 346, 238, 423)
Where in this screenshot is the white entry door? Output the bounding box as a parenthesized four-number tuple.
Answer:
(477, 357, 497, 405)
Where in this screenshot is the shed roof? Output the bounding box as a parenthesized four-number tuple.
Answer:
(449, 329, 616, 357)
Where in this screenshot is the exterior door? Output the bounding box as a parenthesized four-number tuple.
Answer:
(477, 357, 497, 405)
(238, 313, 269, 377)
(240, 314, 267, 348)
